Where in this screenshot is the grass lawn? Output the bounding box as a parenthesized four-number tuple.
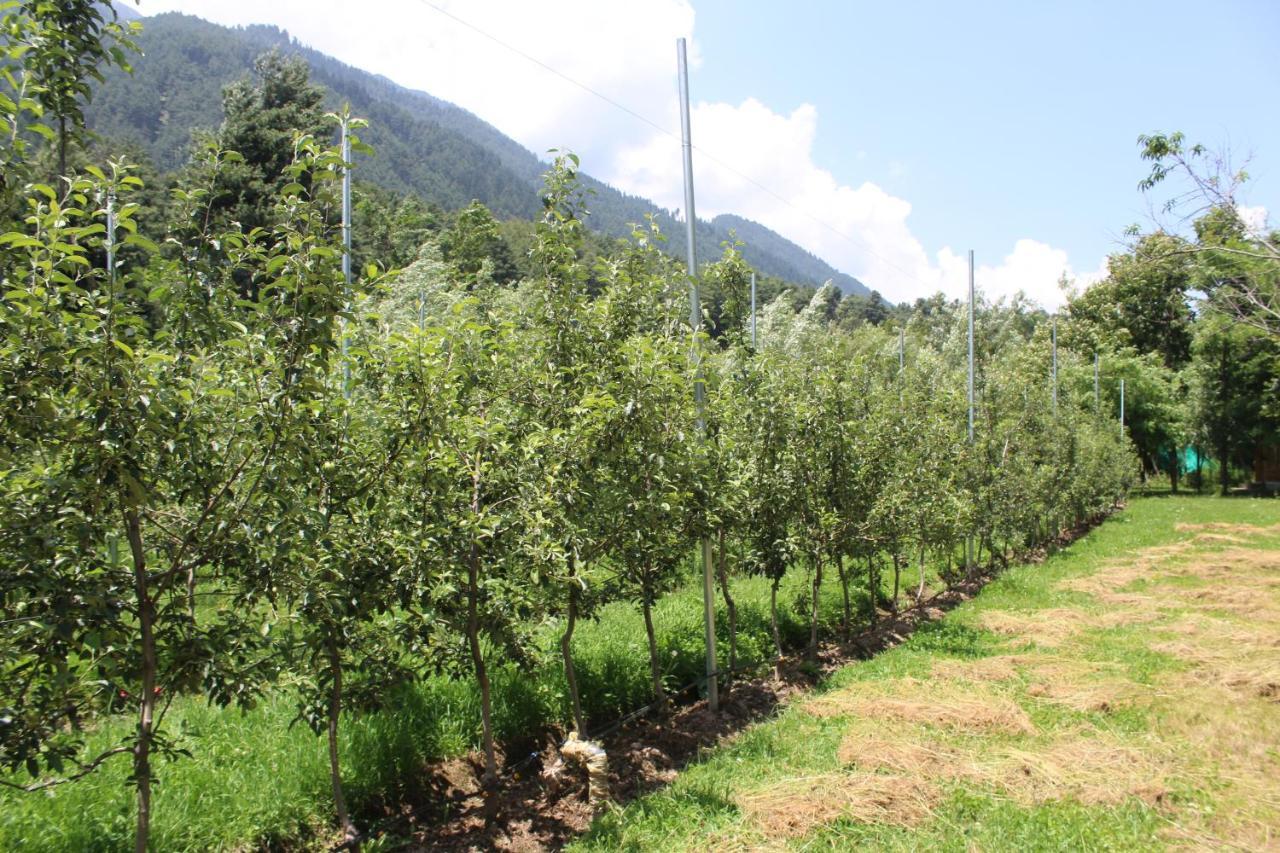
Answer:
(575, 494, 1280, 851)
(0, 525, 870, 850)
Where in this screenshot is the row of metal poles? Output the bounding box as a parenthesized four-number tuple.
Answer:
(672, 40, 1128, 711)
(87, 45, 1130, 725)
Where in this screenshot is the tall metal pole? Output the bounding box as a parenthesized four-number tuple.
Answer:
(1094, 352, 1100, 414)
(750, 271, 757, 350)
(967, 250, 975, 442)
(1119, 378, 1125, 436)
(678, 37, 718, 713)
(341, 116, 353, 400)
(966, 250, 975, 571)
(1051, 315, 1058, 417)
(899, 327, 905, 372)
(106, 192, 115, 287)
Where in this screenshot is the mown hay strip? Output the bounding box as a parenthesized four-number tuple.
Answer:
(807, 689, 1036, 735)
(977, 608, 1091, 647)
(835, 726, 1170, 809)
(737, 772, 938, 838)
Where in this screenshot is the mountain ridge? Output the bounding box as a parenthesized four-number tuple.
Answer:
(88, 11, 871, 296)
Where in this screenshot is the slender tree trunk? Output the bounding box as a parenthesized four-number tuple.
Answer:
(769, 576, 783, 678)
(836, 552, 851, 638)
(865, 554, 879, 621)
(916, 545, 926, 602)
(808, 551, 822, 659)
(641, 586, 666, 711)
(1219, 439, 1230, 496)
(187, 565, 198, 623)
(326, 640, 357, 847)
(467, 547, 496, 783)
(467, 472, 496, 784)
(560, 554, 584, 734)
(715, 530, 737, 690)
(891, 551, 901, 614)
(124, 508, 155, 853)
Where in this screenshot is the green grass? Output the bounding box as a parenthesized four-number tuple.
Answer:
(573, 494, 1280, 852)
(0, 544, 878, 849)
(9, 494, 1272, 850)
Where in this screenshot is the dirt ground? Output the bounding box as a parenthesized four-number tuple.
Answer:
(382, 574, 993, 851)
(390, 517, 1280, 851)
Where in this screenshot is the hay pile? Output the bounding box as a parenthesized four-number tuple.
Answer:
(737, 772, 937, 837)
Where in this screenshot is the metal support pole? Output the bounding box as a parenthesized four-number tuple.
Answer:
(677, 37, 718, 713)
(1094, 352, 1100, 415)
(966, 250, 975, 570)
(106, 192, 115, 287)
(1119, 378, 1125, 436)
(899, 327, 905, 372)
(749, 271, 757, 350)
(967, 250, 975, 442)
(1051, 315, 1058, 417)
(341, 116, 353, 401)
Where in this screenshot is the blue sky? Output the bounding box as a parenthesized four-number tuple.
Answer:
(141, 0, 1278, 306)
(689, 0, 1279, 294)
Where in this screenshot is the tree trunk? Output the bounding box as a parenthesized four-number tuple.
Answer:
(890, 551, 901, 614)
(641, 587, 667, 711)
(326, 640, 357, 847)
(808, 551, 822, 659)
(1219, 438, 1230, 497)
(124, 508, 155, 853)
(769, 576, 783, 678)
(715, 530, 737, 690)
(865, 554, 879, 621)
(560, 554, 584, 734)
(467, 549, 496, 783)
(187, 564, 198, 623)
(836, 552, 851, 638)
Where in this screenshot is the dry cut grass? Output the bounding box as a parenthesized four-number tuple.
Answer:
(737, 772, 937, 838)
(803, 679, 1035, 735)
(739, 517, 1280, 847)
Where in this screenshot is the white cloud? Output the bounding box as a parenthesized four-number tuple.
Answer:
(138, 0, 696, 167)
(138, 0, 1096, 309)
(1237, 204, 1269, 235)
(609, 97, 1096, 308)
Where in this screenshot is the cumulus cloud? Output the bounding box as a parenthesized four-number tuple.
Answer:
(140, 0, 696, 167)
(141, 0, 1096, 309)
(609, 97, 1098, 308)
(1237, 204, 1269, 235)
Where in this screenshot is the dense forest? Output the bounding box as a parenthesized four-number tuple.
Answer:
(0, 3, 1277, 851)
(85, 10, 871, 297)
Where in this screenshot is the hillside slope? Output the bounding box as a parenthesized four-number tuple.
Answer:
(88, 12, 870, 295)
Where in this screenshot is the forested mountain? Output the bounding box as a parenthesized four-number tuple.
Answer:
(87, 12, 870, 295)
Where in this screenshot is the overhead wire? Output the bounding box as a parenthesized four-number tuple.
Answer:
(410, 0, 936, 293)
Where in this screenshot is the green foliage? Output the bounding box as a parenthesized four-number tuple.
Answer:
(204, 50, 329, 236)
(80, 12, 870, 295)
(0, 17, 1148, 850)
